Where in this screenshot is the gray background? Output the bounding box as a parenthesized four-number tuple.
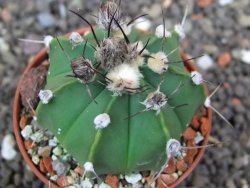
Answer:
(0, 0, 250, 187)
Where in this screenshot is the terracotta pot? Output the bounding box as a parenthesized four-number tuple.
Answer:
(13, 27, 212, 188)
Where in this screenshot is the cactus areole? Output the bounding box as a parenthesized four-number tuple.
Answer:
(35, 25, 206, 176)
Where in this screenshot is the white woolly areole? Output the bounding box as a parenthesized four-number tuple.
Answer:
(81, 179, 92, 188)
(204, 97, 211, 107)
(125, 173, 142, 184)
(106, 64, 143, 96)
(134, 17, 152, 31)
(69, 32, 83, 46)
(148, 52, 169, 74)
(94, 113, 111, 129)
(84, 162, 94, 172)
(191, 71, 203, 85)
(38, 90, 53, 104)
(142, 90, 167, 114)
(155, 24, 172, 38)
(43, 35, 53, 47)
(166, 139, 181, 157)
(174, 24, 185, 40)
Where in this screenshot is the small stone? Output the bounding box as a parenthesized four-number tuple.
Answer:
(37, 12, 56, 28)
(231, 98, 242, 106)
(57, 176, 71, 187)
(176, 159, 187, 172)
(184, 140, 198, 164)
(105, 175, 119, 188)
(125, 173, 142, 184)
(99, 182, 111, 188)
(183, 127, 197, 140)
(241, 49, 250, 64)
(218, 52, 231, 68)
(50, 175, 58, 181)
(49, 137, 58, 147)
(84, 162, 94, 172)
(148, 4, 162, 18)
(81, 179, 92, 188)
(21, 125, 33, 139)
(163, 0, 172, 8)
(196, 54, 214, 71)
(30, 131, 44, 143)
(238, 14, 250, 28)
(200, 117, 210, 136)
(0, 8, 12, 23)
(219, 0, 234, 6)
(197, 0, 213, 8)
(74, 166, 84, 176)
(53, 146, 63, 156)
(52, 159, 70, 176)
(52, 154, 58, 161)
(195, 132, 204, 144)
(38, 146, 52, 157)
(24, 140, 36, 150)
(191, 116, 201, 130)
(191, 71, 203, 85)
(1, 134, 17, 160)
(43, 157, 54, 175)
(32, 155, 40, 165)
(160, 174, 177, 186)
(39, 161, 47, 173)
(164, 158, 176, 174)
(20, 114, 28, 129)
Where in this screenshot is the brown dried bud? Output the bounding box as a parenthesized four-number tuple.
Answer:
(20, 64, 47, 113)
(71, 58, 95, 83)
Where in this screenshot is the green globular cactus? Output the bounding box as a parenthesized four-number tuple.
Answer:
(36, 9, 206, 176)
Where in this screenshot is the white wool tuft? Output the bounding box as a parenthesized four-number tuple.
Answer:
(106, 64, 143, 96)
(94, 113, 111, 129)
(43, 35, 54, 47)
(155, 24, 172, 38)
(84, 162, 94, 172)
(38, 90, 53, 104)
(174, 24, 185, 40)
(148, 52, 168, 74)
(204, 97, 211, 107)
(191, 71, 203, 85)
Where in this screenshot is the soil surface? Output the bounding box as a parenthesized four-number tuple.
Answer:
(0, 0, 250, 187)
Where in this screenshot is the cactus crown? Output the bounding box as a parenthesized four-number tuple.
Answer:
(36, 0, 206, 176)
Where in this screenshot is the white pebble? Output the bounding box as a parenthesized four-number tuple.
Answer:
(52, 154, 58, 161)
(125, 173, 142, 184)
(195, 132, 204, 144)
(43, 35, 54, 47)
(38, 90, 53, 104)
(81, 179, 92, 188)
(32, 155, 40, 165)
(1, 134, 17, 160)
(21, 125, 33, 139)
(50, 175, 58, 181)
(155, 24, 172, 38)
(174, 24, 185, 39)
(30, 131, 44, 143)
(204, 97, 211, 107)
(94, 113, 111, 129)
(53, 146, 63, 156)
(84, 162, 94, 172)
(191, 71, 203, 85)
(99, 182, 111, 188)
(166, 139, 181, 157)
(134, 17, 152, 31)
(196, 54, 214, 71)
(241, 49, 250, 64)
(219, 0, 234, 6)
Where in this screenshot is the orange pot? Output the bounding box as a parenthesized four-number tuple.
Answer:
(13, 27, 212, 188)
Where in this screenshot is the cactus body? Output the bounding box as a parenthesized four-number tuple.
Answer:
(36, 27, 206, 175)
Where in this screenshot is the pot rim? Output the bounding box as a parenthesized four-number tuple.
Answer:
(13, 27, 212, 188)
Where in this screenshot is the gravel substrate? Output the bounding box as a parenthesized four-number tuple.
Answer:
(0, 0, 250, 187)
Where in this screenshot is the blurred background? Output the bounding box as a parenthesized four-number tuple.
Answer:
(0, 0, 250, 187)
